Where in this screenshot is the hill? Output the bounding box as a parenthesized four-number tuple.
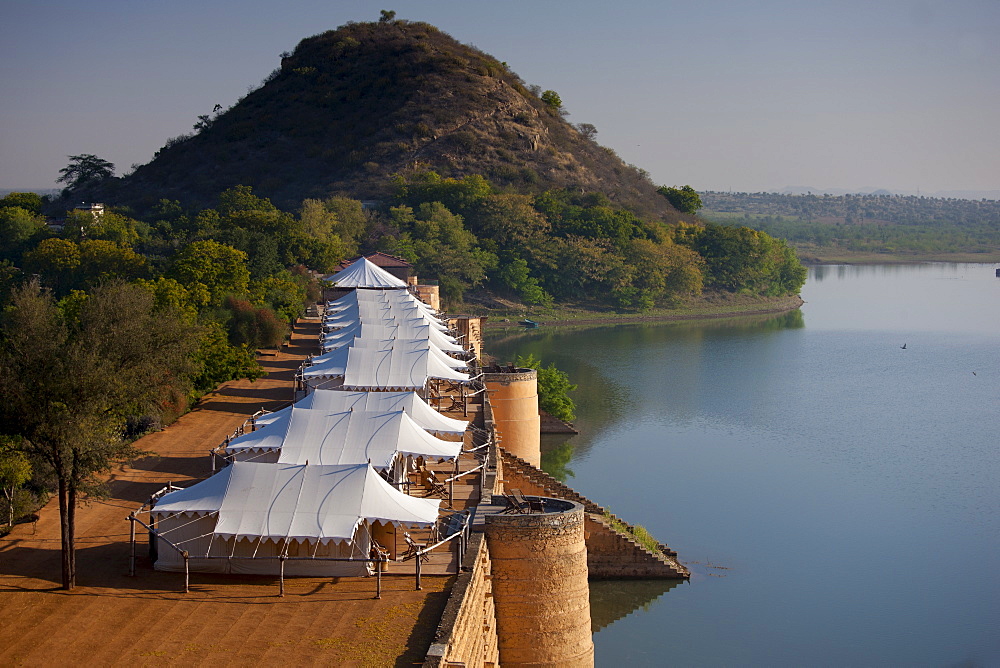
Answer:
(75, 19, 676, 221)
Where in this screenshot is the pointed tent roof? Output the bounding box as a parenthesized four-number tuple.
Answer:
(254, 390, 469, 434)
(321, 321, 463, 353)
(304, 346, 470, 389)
(223, 407, 462, 466)
(325, 285, 441, 317)
(327, 257, 407, 289)
(323, 300, 448, 331)
(150, 462, 440, 544)
(314, 338, 466, 370)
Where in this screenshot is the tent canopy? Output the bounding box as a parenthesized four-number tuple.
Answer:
(326, 286, 442, 320)
(314, 338, 466, 370)
(224, 407, 462, 466)
(151, 462, 440, 544)
(254, 390, 469, 434)
(322, 322, 462, 353)
(303, 346, 470, 389)
(326, 257, 407, 288)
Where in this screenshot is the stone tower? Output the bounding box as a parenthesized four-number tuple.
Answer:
(483, 367, 541, 467)
(484, 499, 594, 666)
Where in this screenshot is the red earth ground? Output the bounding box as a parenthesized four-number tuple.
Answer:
(0, 321, 453, 667)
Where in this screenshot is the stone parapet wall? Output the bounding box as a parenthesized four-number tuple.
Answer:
(423, 533, 499, 667)
(498, 448, 689, 579)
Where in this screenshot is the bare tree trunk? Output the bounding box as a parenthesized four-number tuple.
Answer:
(67, 483, 77, 589)
(58, 478, 72, 590)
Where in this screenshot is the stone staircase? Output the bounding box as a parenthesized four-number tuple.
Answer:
(497, 448, 689, 579)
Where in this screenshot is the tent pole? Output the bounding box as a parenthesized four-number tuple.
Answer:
(375, 555, 382, 600)
(279, 555, 286, 597)
(128, 514, 136, 576)
(183, 551, 190, 593)
(415, 553, 422, 591)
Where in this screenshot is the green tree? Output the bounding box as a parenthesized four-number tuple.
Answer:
(390, 202, 497, 298)
(467, 194, 550, 247)
(223, 296, 288, 349)
(0, 281, 201, 589)
(61, 210, 141, 246)
(516, 354, 577, 422)
(56, 154, 115, 191)
(78, 239, 147, 287)
(168, 240, 250, 308)
(541, 90, 563, 111)
(22, 238, 81, 294)
(249, 274, 307, 323)
(0, 192, 45, 215)
(0, 436, 32, 527)
(497, 258, 553, 307)
(189, 321, 264, 395)
(0, 206, 49, 262)
(658, 185, 703, 214)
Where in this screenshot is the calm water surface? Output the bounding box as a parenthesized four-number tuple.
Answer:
(486, 263, 1000, 667)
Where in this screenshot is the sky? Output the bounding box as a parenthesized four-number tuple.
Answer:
(2, 0, 998, 196)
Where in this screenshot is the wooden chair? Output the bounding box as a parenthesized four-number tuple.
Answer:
(369, 540, 389, 570)
(510, 488, 544, 514)
(500, 492, 528, 514)
(401, 532, 429, 562)
(421, 470, 448, 498)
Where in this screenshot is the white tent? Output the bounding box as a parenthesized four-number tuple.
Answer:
(326, 284, 442, 318)
(224, 407, 462, 469)
(150, 462, 440, 575)
(326, 257, 407, 289)
(314, 338, 467, 371)
(254, 390, 469, 435)
(323, 303, 449, 332)
(321, 322, 464, 353)
(303, 346, 470, 390)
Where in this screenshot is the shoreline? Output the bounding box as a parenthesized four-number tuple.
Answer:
(481, 294, 805, 330)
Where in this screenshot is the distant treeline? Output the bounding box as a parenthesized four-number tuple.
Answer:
(702, 191, 1000, 256)
(1, 173, 806, 322)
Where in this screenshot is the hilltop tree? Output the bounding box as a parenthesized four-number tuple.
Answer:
(658, 185, 703, 214)
(541, 90, 563, 111)
(56, 154, 115, 191)
(0, 280, 202, 589)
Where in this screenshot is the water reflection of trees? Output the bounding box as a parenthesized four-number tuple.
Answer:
(484, 309, 805, 464)
(540, 435, 576, 481)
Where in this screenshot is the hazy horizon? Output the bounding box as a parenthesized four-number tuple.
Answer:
(2, 1, 997, 197)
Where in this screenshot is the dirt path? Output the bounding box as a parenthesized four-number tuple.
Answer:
(0, 321, 451, 667)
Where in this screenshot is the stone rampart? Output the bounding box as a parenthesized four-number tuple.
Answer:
(422, 533, 499, 667)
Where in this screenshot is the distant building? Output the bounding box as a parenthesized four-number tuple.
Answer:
(74, 202, 105, 218)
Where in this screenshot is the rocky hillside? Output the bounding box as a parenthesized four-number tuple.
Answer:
(78, 19, 679, 221)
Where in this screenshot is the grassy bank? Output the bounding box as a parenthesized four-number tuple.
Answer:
(469, 292, 804, 329)
(798, 249, 1000, 264)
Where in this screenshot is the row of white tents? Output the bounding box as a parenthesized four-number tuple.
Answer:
(144, 258, 474, 577)
(301, 277, 472, 391)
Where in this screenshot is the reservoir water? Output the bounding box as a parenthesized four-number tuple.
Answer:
(486, 263, 1000, 667)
